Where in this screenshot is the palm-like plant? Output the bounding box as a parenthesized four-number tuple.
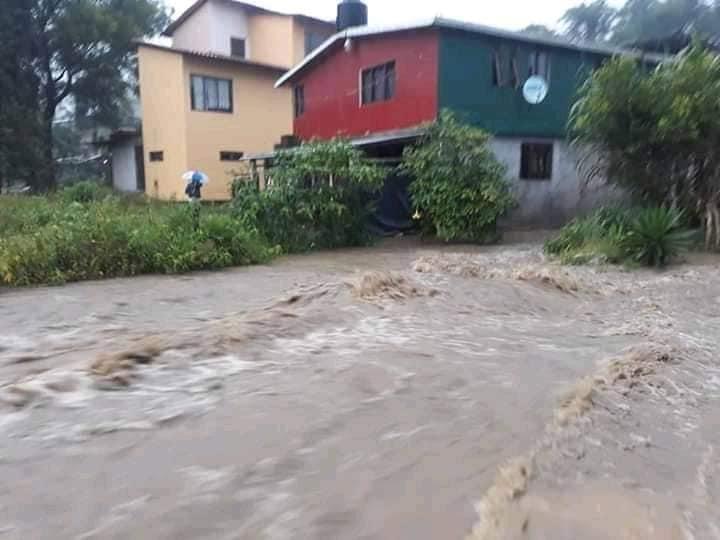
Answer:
(625, 207, 695, 267)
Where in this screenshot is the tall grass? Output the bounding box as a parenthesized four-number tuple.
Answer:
(544, 206, 695, 267)
(0, 190, 275, 286)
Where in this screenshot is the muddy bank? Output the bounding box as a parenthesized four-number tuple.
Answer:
(1, 243, 719, 539)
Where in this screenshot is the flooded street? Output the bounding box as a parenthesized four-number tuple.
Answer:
(1, 240, 719, 539)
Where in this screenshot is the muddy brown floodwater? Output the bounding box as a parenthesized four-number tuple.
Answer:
(1, 239, 719, 539)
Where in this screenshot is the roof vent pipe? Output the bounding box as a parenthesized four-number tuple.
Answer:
(336, 0, 367, 32)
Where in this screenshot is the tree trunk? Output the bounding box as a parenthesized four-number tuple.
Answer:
(40, 110, 56, 192)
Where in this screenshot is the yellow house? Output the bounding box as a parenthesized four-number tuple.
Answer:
(136, 0, 334, 200)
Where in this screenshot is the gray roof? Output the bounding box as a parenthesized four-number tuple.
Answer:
(276, 16, 669, 87)
(136, 41, 288, 73)
(242, 126, 426, 161)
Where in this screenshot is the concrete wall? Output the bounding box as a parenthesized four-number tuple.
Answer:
(138, 45, 189, 199)
(172, 0, 249, 57)
(172, 0, 215, 52)
(490, 137, 615, 228)
(181, 57, 292, 200)
(209, 0, 249, 57)
(247, 14, 293, 67)
(111, 139, 140, 192)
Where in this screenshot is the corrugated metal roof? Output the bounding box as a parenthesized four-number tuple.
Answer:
(136, 41, 288, 73)
(275, 16, 670, 87)
(163, 0, 333, 37)
(241, 126, 426, 160)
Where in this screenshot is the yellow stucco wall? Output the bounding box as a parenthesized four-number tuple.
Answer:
(138, 46, 293, 201)
(138, 46, 188, 200)
(182, 57, 293, 200)
(247, 14, 295, 68)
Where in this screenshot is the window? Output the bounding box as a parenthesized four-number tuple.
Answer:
(492, 48, 519, 88)
(230, 38, 246, 58)
(149, 151, 164, 162)
(304, 32, 325, 56)
(528, 51, 551, 80)
(361, 61, 395, 105)
(294, 85, 305, 118)
(191, 75, 233, 113)
(520, 143, 553, 180)
(220, 151, 244, 161)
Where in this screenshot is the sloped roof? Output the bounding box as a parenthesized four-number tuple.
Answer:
(276, 16, 669, 87)
(136, 41, 288, 73)
(163, 0, 333, 37)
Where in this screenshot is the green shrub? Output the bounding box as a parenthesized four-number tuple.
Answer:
(232, 140, 384, 253)
(544, 206, 632, 263)
(624, 207, 694, 267)
(544, 206, 694, 267)
(0, 196, 275, 286)
(61, 180, 110, 203)
(401, 111, 515, 243)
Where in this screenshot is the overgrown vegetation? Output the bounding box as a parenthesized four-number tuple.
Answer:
(232, 140, 384, 253)
(401, 111, 515, 243)
(0, 191, 274, 286)
(570, 46, 720, 250)
(544, 206, 695, 267)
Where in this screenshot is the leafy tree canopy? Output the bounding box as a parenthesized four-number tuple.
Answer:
(570, 46, 720, 248)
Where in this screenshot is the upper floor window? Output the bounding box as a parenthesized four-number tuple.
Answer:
(191, 75, 233, 113)
(294, 85, 305, 118)
(230, 38, 246, 58)
(528, 51, 551, 81)
(492, 48, 519, 88)
(304, 32, 326, 56)
(361, 61, 395, 106)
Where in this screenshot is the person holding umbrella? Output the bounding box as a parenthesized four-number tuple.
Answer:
(182, 170, 208, 229)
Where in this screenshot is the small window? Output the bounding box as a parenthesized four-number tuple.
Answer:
(491, 50, 504, 86)
(191, 75, 233, 113)
(230, 38, 246, 58)
(520, 143, 553, 180)
(304, 32, 325, 55)
(492, 48, 519, 88)
(528, 51, 551, 80)
(294, 85, 305, 118)
(220, 151, 244, 161)
(149, 151, 164, 162)
(361, 61, 395, 105)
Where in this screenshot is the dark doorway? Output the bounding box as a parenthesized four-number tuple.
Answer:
(134, 145, 146, 191)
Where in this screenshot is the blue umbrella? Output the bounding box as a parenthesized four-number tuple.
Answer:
(182, 170, 209, 184)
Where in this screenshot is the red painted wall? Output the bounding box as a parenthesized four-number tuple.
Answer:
(293, 30, 439, 140)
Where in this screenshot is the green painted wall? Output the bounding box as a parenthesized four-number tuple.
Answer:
(438, 30, 606, 137)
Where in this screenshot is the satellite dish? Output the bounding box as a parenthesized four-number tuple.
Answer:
(523, 76, 549, 105)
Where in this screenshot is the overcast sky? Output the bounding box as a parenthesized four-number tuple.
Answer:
(166, 0, 626, 32)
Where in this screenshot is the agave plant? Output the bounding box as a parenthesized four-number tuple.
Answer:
(624, 207, 695, 267)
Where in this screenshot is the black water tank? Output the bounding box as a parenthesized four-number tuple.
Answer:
(336, 0, 367, 31)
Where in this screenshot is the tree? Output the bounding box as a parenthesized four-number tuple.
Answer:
(520, 25, 560, 39)
(0, 0, 44, 190)
(29, 0, 169, 190)
(569, 46, 720, 249)
(560, 0, 617, 42)
(401, 112, 515, 243)
(612, 0, 720, 45)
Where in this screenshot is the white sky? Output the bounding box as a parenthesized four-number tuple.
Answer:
(166, 0, 626, 32)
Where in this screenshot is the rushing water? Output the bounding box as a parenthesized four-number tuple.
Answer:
(1, 240, 719, 539)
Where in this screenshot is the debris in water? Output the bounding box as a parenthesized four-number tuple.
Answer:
(512, 266, 579, 294)
(348, 271, 436, 302)
(467, 456, 534, 540)
(555, 344, 672, 426)
(89, 336, 166, 387)
(413, 254, 582, 293)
